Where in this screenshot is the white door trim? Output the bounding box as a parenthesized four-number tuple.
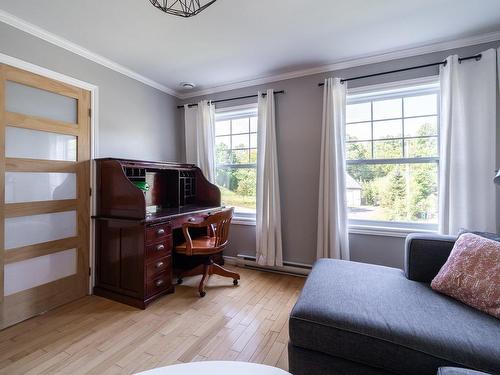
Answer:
(0, 52, 99, 293)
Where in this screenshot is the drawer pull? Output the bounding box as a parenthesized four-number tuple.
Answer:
(156, 244, 165, 251)
(187, 217, 196, 222)
(155, 261, 164, 269)
(157, 228, 166, 235)
(155, 279, 165, 287)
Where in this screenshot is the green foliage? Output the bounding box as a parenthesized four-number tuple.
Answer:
(348, 121, 438, 223)
(379, 167, 408, 221)
(215, 143, 257, 210)
(235, 168, 256, 197)
(361, 179, 379, 206)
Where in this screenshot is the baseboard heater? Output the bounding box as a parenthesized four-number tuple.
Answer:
(223, 254, 312, 276)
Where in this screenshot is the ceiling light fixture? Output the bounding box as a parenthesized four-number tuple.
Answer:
(149, 0, 217, 18)
(180, 82, 196, 89)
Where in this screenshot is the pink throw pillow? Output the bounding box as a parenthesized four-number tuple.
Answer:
(431, 233, 500, 318)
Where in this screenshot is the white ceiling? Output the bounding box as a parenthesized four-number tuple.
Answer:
(1, 0, 500, 97)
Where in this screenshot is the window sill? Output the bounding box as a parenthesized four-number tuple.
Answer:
(232, 217, 256, 226)
(348, 224, 437, 238)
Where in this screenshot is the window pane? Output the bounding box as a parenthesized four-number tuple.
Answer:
(250, 117, 257, 132)
(5, 172, 76, 203)
(250, 133, 257, 148)
(404, 116, 438, 137)
(373, 119, 402, 140)
(346, 102, 371, 123)
(215, 120, 231, 136)
(232, 149, 249, 164)
(6, 81, 77, 124)
(215, 139, 231, 164)
(232, 118, 249, 134)
(373, 139, 402, 159)
(6, 127, 77, 162)
(249, 149, 257, 163)
(4, 248, 76, 296)
(232, 134, 250, 149)
(404, 94, 437, 117)
(373, 98, 401, 120)
(346, 122, 371, 141)
(404, 137, 438, 158)
(216, 167, 256, 213)
(347, 163, 438, 223)
(216, 135, 231, 148)
(216, 150, 231, 164)
(5, 211, 77, 250)
(347, 141, 371, 160)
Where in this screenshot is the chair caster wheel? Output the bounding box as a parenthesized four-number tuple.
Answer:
(233, 279, 239, 286)
(177, 278, 183, 285)
(199, 291, 206, 297)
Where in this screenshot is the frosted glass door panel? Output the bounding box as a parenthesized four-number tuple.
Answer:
(5, 127, 77, 161)
(5, 211, 77, 250)
(4, 248, 77, 296)
(5, 172, 76, 203)
(6, 81, 77, 123)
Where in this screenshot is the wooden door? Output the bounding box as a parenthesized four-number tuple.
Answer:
(0, 64, 91, 329)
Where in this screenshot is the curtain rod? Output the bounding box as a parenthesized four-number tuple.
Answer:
(317, 54, 482, 86)
(177, 90, 285, 109)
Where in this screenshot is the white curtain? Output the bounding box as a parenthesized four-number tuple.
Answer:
(439, 48, 498, 234)
(317, 78, 350, 260)
(184, 100, 216, 182)
(256, 89, 283, 267)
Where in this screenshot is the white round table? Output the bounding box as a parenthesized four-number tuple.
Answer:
(135, 361, 291, 375)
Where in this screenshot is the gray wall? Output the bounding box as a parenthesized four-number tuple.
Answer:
(179, 40, 500, 269)
(0, 22, 182, 162)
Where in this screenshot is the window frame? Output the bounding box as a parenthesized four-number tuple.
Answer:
(214, 104, 258, 224)
(345, 76, 440, 235)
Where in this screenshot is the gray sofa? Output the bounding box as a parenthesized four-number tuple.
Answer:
(288, 234, 500, 375)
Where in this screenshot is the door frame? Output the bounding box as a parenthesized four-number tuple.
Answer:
(0, 52, 99, 293)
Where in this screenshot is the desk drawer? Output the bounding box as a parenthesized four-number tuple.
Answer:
(145, 237, 172, 260)
(171, 213, 206, 229)
(146, 255, 171, 279)
(145, 222, 172, 244)
(146, 271, 172, 297)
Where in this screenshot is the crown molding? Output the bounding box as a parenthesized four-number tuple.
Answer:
(0, 9, 178, 97)
(179, 30, 500, 99)
(2, 8, 499, 101)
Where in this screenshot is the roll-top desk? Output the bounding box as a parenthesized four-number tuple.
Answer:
(93, 158, 222, 308)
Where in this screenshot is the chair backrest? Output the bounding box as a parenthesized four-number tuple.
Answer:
(205, 207, 234, 249)
(180, 207, 234, 255)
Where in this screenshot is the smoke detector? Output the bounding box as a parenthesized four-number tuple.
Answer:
(180, 82, 196, 89)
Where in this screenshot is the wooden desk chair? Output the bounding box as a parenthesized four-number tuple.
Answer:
(175, 207, 240, 297)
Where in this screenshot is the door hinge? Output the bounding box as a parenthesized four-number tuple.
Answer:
(89, 187, 92, 196)
(89, 267, 92, 276)
(88, 108, 92, 117)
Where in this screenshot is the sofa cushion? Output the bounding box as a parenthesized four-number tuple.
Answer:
(289, 259, 500, 375)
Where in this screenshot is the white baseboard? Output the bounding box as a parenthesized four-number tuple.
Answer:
(223, 255, 311, 277)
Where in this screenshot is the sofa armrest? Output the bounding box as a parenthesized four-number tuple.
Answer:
(404, 233, 457, 282)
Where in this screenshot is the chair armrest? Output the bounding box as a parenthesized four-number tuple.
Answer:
(180, 221, 212, 256)
(404, 233, 457, 282)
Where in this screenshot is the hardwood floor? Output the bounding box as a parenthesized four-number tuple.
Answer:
(0, 266, 304, 375)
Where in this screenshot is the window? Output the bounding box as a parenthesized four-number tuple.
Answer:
(215, 105, 257, 220)
(345, 79, 439, 229)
